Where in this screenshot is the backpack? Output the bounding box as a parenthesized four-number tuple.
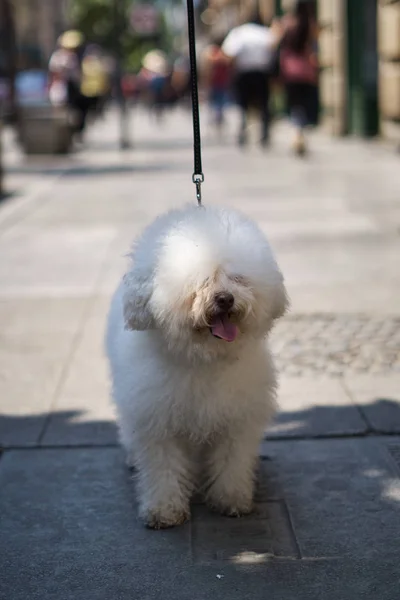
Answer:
(209, 49, 230, 89)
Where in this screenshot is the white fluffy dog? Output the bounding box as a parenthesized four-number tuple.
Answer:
(106, 205, 288, 529)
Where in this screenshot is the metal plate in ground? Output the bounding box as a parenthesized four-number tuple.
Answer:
(191, 501, 299, 564)
(387, 444, 400, 472)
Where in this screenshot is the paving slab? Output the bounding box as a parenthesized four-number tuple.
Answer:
(260, 438, 400, 558)
(266, 376, 367, 438)
(42, 298, 117, 446)
(0, 226, 115, 297)
(0, 297, 86, 334)
(344, 375, 400, 433)
(0, 343, 71, 446)
(94, 228, 133, 295)
(0, 298, 87, 447)
(23, 175, 170, 228)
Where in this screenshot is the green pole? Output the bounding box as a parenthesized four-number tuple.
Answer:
(0, 118, 3, 198)
(275, 0, 283, 17)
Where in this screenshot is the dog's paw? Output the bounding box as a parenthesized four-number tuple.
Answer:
(206, 482, 254, 518)
(222, 504, 254, 518)
(208, 501, 254, 518)
(143, 508, 190, 529)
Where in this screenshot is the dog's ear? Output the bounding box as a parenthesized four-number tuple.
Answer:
(122, 272, 154, 330)
(271, 274, 289, 321)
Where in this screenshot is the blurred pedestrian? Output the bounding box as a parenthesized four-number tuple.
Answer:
(279, 0, 319, 155)
(170, 55, 191, 108)
(49, 30, 90, 138)
(80, 45, 110, 119)
(201, 37, 231, 132)
(222, 13, 279, 147)
(48, 31, 82, 110)
(140, 49, 170, 121)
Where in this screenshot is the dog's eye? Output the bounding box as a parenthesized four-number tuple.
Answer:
(232, 275, 248, 286)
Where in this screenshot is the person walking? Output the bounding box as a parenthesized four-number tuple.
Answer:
(48, 32, 82, 112)
(80, 45, 110, 120)
(140, 49, 170, 122)
(201, 37, 231, 133)
(279, 0, 319, 155)
(48, 31, 91, 139)
(222, 13, 278, 148)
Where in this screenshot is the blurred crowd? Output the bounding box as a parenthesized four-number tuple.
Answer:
(35, 0, 318, 154)
(122, 50, 191, 119)
(47, 29, 192, 137)
(201, 0, 318, 155)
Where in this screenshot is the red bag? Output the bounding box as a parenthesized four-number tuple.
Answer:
(280, 49, 317, 84)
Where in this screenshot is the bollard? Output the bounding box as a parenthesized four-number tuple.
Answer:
(18, 104, 73, 155)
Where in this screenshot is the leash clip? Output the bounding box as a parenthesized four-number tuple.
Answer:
(192, 173, 204, 206)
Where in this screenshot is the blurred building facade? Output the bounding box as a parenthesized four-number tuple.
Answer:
(201, 0, 400, 147)
(199, 0, 277, 35)
(376, 0, 400, 145)
(0, 0, 71, 120)
(318, 0, 400, 146)
(12, 0, 70, 68)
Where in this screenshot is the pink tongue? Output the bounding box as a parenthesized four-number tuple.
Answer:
(211, 315, 238, 342)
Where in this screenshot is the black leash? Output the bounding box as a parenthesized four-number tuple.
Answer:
(186, 0, 204, 206)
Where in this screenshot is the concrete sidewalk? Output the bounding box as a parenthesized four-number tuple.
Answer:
(1, 108, 399, 599)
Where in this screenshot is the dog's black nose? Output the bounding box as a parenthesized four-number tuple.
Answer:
(215, 292, 234, 311)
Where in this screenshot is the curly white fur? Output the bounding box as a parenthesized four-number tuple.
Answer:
(106, 205, 288, 528)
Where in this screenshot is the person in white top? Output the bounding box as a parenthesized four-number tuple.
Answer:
(222, 14, 278, 147)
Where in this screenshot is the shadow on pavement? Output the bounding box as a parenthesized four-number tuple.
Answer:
(267, 397, 400, 439)
(5, 162, 182, 178)
(0, 402, 399, 600)
(87, 138, 195, 153)
(0, 190, 18, 204)
(1, 396, 400, 448)
(0, 410, 117, 448)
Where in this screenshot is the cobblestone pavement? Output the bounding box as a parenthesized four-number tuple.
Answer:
(271, 314, 400, 376)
